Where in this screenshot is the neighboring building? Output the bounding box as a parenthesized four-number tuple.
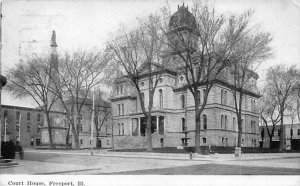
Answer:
(259, 115, 300, 150)
(1, 105, 43, 147)
(67, 98, 112, 149)
(109, 5, 260, 149)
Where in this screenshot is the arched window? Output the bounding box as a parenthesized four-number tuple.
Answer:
(27, 112, 30, 120)
(181, 95, 185, 109)
(221, 115, 224, 130)
(159, 89, 163, 108)
(182, 118, 186, 131)
(225, 115, 228, 130)
(203, 114, 207, 130)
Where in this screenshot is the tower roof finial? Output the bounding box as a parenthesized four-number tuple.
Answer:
(50, 30, 57, 47)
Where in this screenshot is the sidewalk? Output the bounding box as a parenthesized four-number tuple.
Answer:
(24, 148, 300, 162)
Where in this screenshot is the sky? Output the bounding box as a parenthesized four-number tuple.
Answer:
(1, 0, 300, 108)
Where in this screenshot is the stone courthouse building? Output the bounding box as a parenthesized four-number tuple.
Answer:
(110, 5, 261, 149)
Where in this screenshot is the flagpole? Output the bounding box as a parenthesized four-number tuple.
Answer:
(90, 90, 95, 156)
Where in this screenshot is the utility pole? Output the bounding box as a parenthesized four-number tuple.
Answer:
(90, 90, 95, 155)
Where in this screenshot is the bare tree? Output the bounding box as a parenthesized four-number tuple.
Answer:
(6, 55, 59, 149)
(106, 14, 167, 151)
(160, 1, 268, 153)
(265, 65, 300, 151)
(50, 51, 109, 149)
(230, 32, 272, 148)
(259, 89, 280, 148)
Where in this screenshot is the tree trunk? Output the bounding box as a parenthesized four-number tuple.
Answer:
(269, 135, 273, 149)
(146, 113, 152, 152)
(279, 108, 284, 151)
(237, 116, 242, 147)
(45, 112, 54, 149)
(194, 92, 201, 154)
(65, 123, 71, 149)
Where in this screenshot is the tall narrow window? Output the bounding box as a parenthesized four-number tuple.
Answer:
(203, 89, 206, 104)
(203, 114, 207, 130)
(224, 91, 227, 105)
(27, 123, 31, 132)
(118, 104, 121, 115)
(37, 113, 41, 122)
(221, 90, 223, 104)
(181, 95, 185, 109)
(27, 112, 30, 120)
(159, 89, 163, 108)
(225, 115, 228, 130)
(182, 118, 186, 132)
(221, 115, 224, 130)
(233, 117, 236, 131)
(122, 123, 124, 135)
(118, 123, 121, 135)
(121, 103, 124, 115)
(197, 90, 201, 105)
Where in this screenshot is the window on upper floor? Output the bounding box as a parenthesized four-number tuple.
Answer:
(27, 123, 31, 132)
(233, 117, 237, 131)
(121, 103, 124, 115)
(37, 113, 41, 122)
(27, 112, 30, 120)
(181, 94, 185, 109)
(159, 89, 163, 108)
(225, 115, 228, 130)
(221, 90, 227, 105)
(16, 111, 20, 120)
(4, 110, 8, 118)
(221, 115, 224, 130)
(182, 118, 186, 132)
(118, 104, 121, 116)
(122, 123, 124, 135)
(203, 114, 207, 130)
(116, 84, 123, 95)
(297, 129, 300, 135)
(197, 90, 201, 105)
